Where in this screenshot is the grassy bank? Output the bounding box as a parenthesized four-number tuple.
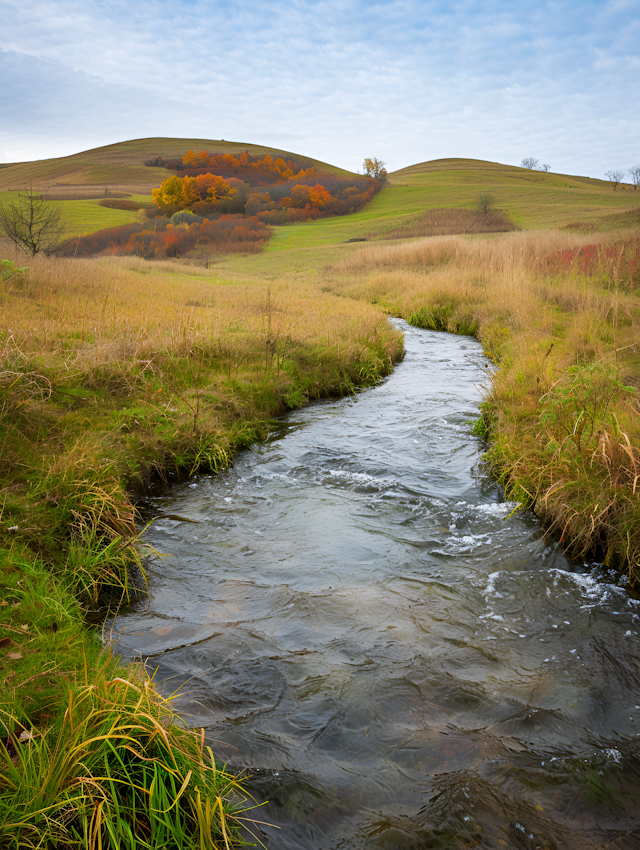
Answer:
(0, 250, 402, 846)
(321, 229, 640, 581)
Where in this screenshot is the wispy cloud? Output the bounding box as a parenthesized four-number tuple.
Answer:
(1, 0, 638, 176)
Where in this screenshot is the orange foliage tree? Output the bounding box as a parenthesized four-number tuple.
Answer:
(180, 150, 314, 182)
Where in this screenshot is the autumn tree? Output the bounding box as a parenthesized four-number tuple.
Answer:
(152, 176, 184, 211)
(0, 187, 65, 256)
(182, 149, 198, 167)
(363, 157, 387, 180)
(628, 165, 640, 191)
(245, 192, 275, 216)
(152, 173, 234, 212)
(195, 173, 235, 202)
(286, 185, 313, 209)
(309, 184, 332, 208)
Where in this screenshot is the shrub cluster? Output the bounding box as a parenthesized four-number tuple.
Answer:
(149, 171, 382, 223)
(542, 240, 639, 287)
(163, 149, 317, 181)
(57, 215, 272, 259)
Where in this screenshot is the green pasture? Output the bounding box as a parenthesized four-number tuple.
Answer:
(0, 191, 152, 239)
(265, 162, 640, 252)
(56, 200, 140, 236)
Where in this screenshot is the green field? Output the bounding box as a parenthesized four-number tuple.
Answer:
(0, 191, 151, 238)
(266, 158, 640, 252)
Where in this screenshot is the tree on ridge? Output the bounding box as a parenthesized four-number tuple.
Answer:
(363, 158, 388, 180)
(604, 170, 625, 191)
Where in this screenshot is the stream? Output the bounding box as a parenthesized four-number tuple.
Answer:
(112, 321, 640, 849)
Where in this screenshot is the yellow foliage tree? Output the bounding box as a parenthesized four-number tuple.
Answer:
(309, 184, 332, 209)
(152, 175, 208, 212)
(362, 157, 387, 180)
(152, 176, 185, 211)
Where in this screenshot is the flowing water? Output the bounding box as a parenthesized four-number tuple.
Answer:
(113, 322, 640, 849)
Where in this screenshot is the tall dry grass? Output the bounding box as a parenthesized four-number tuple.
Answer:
(1, 249, 402, 562)
(4, 252, 394, 367)
(327, 228, 640, 579)
(0, 249, 403, 846)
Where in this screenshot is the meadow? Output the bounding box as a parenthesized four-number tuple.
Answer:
(1, 140, 639, 847)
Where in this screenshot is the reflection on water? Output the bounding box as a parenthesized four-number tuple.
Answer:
(112, 322, 640, 848)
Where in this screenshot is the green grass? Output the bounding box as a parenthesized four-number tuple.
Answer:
(264, 160, 640, 252)
(0, 549, 251, 849)
(56, 199, 142, 236)
(0, 191, 146, 238)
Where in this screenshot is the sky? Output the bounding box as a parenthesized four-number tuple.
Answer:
(1, 0, 638, 177)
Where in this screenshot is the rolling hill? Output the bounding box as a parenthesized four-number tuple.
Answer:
(267, 157, 640, 251)
(0, 137, 356, 194)
(0, 140, 638, 242)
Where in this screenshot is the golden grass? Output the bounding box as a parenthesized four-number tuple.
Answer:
(1, 252, 397, 376)
(0, 247, 403, 845)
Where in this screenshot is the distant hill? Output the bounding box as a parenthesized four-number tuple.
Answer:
(390, 157, 615, 192)
(267, 157, 640, 252)
(0, 137, 357, 194)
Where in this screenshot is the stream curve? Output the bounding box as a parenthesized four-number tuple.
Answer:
(113, 321, 640, 849)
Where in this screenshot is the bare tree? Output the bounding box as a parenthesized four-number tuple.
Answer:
(521, 157, 539, 170)
(604, 169, 625, 191)
(540, 163, 551, 172)
(0, 187, 65, 257)
(629, 165, 640, 192)
(363, 157, 388, 180)
(0, 187, 66, 256)
(476, 193, 497, 213)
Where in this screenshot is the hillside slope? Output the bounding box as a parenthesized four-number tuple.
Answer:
(265, 157, 640, 251)
(0, 137, 356, 193)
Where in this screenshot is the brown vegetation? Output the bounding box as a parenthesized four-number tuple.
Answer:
(563, 207, 640, 233)
(43, 191, 131, 201)
(382, 208, 517, 240)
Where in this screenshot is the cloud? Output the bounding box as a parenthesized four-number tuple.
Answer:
(1, 0, 638, 175)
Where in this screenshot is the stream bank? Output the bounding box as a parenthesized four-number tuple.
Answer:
(114, 321, 640, 849)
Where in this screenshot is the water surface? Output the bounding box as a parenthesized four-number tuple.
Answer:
(114, 322, 640, 849)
